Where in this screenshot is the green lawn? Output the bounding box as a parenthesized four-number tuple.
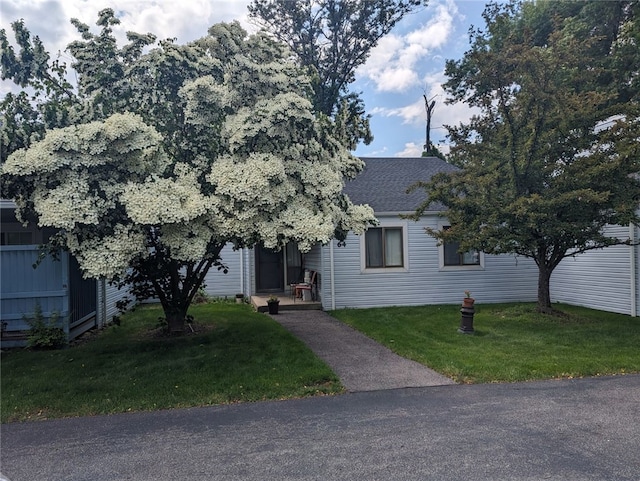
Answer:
(1, 302, 342, 423)
(4, 301, 638, 422)
(331, 303, 640, 384)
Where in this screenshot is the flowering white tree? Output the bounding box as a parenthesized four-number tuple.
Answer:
(1, 10, 375, 332)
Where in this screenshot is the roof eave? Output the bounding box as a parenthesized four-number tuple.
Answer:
(374, 210, 443, 217)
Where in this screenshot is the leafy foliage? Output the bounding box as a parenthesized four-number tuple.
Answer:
(248, 0, 424, 149)
(412, 0, 640, 311)
(0, 19, 76, 161)
(24, 304, 67, 350)
(1, 10, 375, 332)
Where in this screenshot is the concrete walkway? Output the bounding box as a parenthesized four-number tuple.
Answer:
(268, 309, 455, 391)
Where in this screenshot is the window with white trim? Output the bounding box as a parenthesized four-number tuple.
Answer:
(365, 227, 404, 268)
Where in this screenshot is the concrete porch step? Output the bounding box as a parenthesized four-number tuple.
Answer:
(251, 293, 321, 313)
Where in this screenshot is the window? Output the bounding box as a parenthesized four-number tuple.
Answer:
(442, 226, 480, 267)
(443, 240, 480, 266)
(0, 231, 34, 246)
(365, 227, 404, 268)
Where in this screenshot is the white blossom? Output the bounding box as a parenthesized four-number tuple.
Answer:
(32, 171, 111, 229)
(65, 224, 147, 279)
(161, 223, 214, 262)
(122, 167, 209, 225)
(2, 113, 167, 176)
(2, 24, 376, 281)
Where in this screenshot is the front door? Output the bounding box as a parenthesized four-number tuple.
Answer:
(255, 245, 284, 292)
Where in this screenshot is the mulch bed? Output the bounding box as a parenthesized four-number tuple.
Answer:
(142, 322, 216, 339)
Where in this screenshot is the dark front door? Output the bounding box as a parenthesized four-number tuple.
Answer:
(256, 245, 284, 292)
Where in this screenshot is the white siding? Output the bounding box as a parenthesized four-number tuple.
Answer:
(303, 243, 323, 272)
(302, 243, 325, 303)
(202, 244, 245, 298)
(551, 224, 635, 315)
(636, 225, 640, 315)
(97, 280, 131, 327)
(324, 214, 538, 309)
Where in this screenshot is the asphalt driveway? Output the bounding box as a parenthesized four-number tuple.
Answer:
(2, 375, 639, 481)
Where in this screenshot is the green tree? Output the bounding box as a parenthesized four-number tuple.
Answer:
(412, 0, 640, 312)
(0, 19, 76, 160)
(1, 10, 375, 332)
(248, 0, 424, 149)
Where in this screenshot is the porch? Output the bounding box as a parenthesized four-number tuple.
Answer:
(251, 292, 321, 313)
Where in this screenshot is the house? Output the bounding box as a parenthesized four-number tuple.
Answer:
(0, 200, 130, 347)
(550, 223, 640, 316)
(203, 157, 541, 309)
(4, 156, 636, 344)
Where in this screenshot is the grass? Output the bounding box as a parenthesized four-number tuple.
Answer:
(331, 303, 640, 384)
(4, 301, 639, 422)
(1, 302, 342, 423)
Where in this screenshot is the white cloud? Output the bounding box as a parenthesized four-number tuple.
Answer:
(374, 68, 421, 92)
(356, 0, 459, 93)
(371, 68, 480, 131)
(371, 100, 425, 125)
(437, 143, 452, 156)
(366, 65, 480, 158)
(109, 0, 254, 45)
(357, 146, 389, 157)
(1, 1, 252, 59)
(423, 78, 481, 133)
(357, 34, 404, 80)
(394, 142, 424, 157)
(405, 1, 456, 50)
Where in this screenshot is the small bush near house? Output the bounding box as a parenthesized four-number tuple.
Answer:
(24, 304, 67, 350)
(192, 288, 211, 304)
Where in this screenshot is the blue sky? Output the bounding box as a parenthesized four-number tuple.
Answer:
(0, 0, 490, 157)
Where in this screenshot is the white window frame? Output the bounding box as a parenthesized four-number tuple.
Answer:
(438, 223, 485, 271)
(360, 221, 409, 273)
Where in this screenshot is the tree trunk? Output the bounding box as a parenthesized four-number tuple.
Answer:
(164, 304, 188, 333)
(537, 265, 553, 313)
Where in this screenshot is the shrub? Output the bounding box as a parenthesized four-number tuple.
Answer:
(24, 304, 67, 350)
(192, 288, 211, 304)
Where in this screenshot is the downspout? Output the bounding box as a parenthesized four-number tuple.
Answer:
(330, 240, 336, 310)
(630, 223, 637, 317)
(100, 278, 107, 328)
(61, 252, 70, 339)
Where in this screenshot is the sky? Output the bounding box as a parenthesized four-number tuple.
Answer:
(0, 0, 490, 158)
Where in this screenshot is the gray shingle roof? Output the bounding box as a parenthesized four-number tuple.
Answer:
(343, 157, 459, 213)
